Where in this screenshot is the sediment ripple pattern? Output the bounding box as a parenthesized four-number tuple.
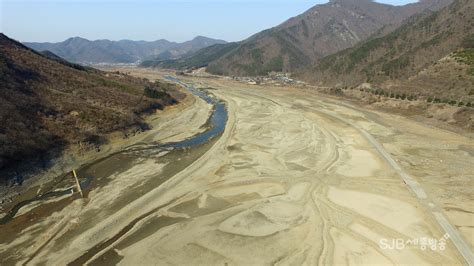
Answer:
(1, 78, 472, 265)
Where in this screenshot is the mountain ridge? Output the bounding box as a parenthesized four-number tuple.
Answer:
(24, 36, 227, 64)
(303, 0, 473, 93)
(206, 0, 452, 76)
(143, 0, 452, 76)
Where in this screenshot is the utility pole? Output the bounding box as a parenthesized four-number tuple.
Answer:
(72, 170, 84, 198)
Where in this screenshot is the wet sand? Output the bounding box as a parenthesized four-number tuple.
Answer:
(0, 72, 473, 265)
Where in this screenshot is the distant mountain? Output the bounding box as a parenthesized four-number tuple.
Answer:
(0, 33, 180, 182)
(24, 36, 227, 64)
(303, 0, 473, 101)
(140, 42, 240, 69)
(39, 50, 90, 71)
(147, 0, 452, 76)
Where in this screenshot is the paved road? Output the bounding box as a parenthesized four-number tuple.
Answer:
(2, 80, 473, 265)
(314, 102, 474, 266)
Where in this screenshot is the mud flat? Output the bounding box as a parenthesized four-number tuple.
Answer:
(1, 71, 473, 265)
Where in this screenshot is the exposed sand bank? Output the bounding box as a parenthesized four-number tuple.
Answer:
(1, 70, 472, 265)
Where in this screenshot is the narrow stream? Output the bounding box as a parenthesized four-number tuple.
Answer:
(0, 77, 228, 225)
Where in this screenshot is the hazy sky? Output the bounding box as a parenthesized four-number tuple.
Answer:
(1, 0, 418, 43)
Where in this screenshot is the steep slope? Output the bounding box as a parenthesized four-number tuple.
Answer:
(0, 33, 181, 182)
(305, 0, 473, 99)
(24, 36, 226, 64)
(377, 48, 474, 102)
(202, 0, 452, 76)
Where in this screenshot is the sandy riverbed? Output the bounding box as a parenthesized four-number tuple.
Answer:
(0, 70, 472, 265)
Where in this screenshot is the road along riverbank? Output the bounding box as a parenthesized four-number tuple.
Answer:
(1, 73, 472, 265)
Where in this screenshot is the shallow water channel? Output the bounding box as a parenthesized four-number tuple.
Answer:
(0, 77, 228, 225)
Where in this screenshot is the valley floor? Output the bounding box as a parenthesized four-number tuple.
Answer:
(0, 71, 473, 265)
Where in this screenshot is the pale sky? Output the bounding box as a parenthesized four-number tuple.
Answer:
(0, 0, 419, 43)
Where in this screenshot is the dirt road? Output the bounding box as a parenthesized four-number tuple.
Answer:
(1, 75, 473, 265)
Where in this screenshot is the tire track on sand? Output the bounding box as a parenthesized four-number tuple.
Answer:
(308, 102, 474, 265)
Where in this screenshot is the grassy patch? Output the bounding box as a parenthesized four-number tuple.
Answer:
(95, 76, 142, 95)
(453, 48, 474, 65)
(453, 48, 474, 75)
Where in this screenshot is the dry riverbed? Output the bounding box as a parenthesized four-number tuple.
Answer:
(0, 70, 473, 265)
